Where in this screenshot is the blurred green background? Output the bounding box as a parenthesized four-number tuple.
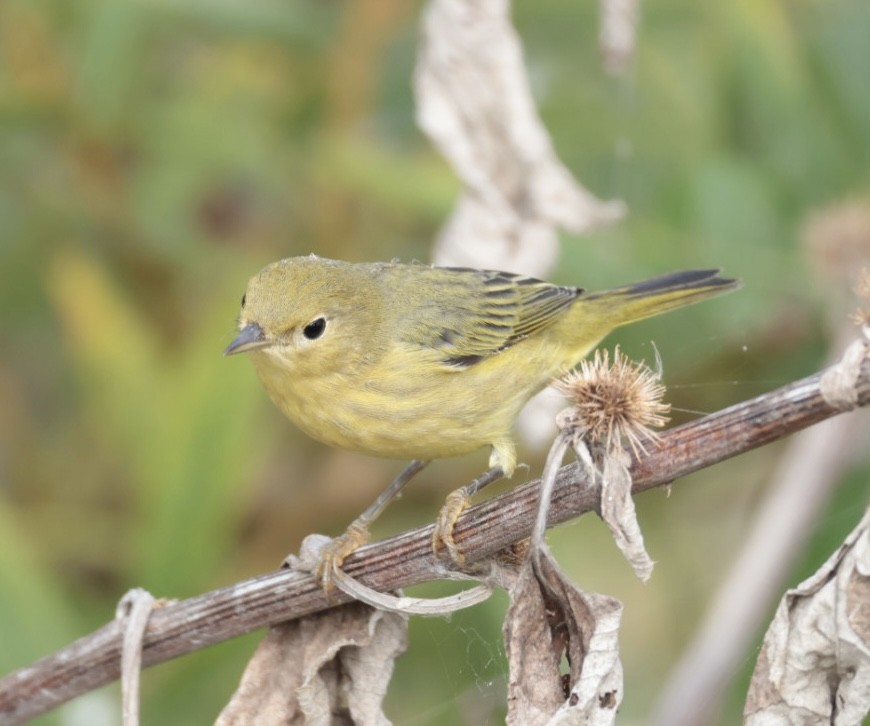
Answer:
(1, 0, 869, 723)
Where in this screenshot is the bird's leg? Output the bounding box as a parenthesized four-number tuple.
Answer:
(432, 466, 505, 567)
(315, 459, 429, 590)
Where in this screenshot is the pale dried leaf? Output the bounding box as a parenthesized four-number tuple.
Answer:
(505, 546, 623, 726)
(745, 508, 870, 725)
(416, 0, 624, 276)
(598, 449, 654, 581)
(599, 0, 639, 75)
(216, 602, 407, 726)
(820, 337, 867, 410)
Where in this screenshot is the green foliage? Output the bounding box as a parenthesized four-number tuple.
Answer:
(1, 0, 868, 724)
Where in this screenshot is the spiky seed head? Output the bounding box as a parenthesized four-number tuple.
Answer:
(553, 346, 671, 457)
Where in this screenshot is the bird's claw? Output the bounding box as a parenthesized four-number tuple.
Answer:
(315, 521, 371, 592)
(432, 488, 471, 567)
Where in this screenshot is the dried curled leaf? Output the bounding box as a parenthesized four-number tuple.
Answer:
(745, 508, 870, 725)
(216, 602, 407, 726)
(505, 546, 623, 726)
(416, 0, 624, 275)
(599, 448, 655, 582)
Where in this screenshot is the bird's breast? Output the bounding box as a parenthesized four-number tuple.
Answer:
(249, 343, 554, 461)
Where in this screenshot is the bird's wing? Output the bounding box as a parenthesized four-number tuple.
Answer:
(401, 267, 581, 368)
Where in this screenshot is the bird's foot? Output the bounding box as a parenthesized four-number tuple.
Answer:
(313, 521, 371, 592)
(432, 488, 471, 567)
(432, 466, 506, 568)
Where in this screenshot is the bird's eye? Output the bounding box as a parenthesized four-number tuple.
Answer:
(240, 293, 246, 308)
(303, 317, 327, 340)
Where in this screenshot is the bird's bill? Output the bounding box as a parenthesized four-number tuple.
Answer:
(224, 322, 270, 356)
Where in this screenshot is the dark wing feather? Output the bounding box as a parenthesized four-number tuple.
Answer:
(403, 267, 580, 368)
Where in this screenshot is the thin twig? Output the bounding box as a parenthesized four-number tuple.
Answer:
(1, 357, 868, 725)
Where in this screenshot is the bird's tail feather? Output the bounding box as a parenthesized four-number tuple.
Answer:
(583, 269, 740, 327)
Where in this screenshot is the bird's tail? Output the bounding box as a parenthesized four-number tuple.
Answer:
(582, 269, 740, 328)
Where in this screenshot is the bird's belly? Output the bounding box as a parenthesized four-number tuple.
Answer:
(252, 351, 540, 461)
(286, 382, 504, 460)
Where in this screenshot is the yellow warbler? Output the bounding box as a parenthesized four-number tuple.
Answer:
(225, 255, 738, 576)
(227, 255, 736, 472)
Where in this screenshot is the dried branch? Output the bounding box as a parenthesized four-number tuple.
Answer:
(1, 355, 869, 725)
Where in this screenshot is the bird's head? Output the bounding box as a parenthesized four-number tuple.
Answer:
(224, 255, 383, 376)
